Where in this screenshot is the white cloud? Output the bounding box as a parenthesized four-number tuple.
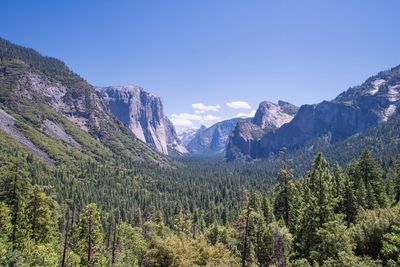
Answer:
(170, 112, 224, 127)
(203, 115, 220, 121)
(237, 110, 256, 118)
(227, 101, 251, 109)
(171, 113, 202, 121)
(170, 113, 202, 127)
(192, 103, 220, 112)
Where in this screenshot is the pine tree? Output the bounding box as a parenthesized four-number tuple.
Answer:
(394, 160, 400, 203)
(75, 203, 105, 266)
(0, 202, 12, 266)
(172, 209, 192, 235)
(295, 152, 337, 259)
(0, 163, 31, 265)
(236, 190, 255, 267)
(252, 212, 272, 267)
(27, 185, 59, 245)
(115, 223, 147, 267)
(261, 194, 274, 224)
(332, 164, 345, 212)
(310, 220, 354, 265)
(274, 162, 294, 227)
(341, 173, 358, 227)
(356, 150, 387, 208)
(271, 222, 292, 267)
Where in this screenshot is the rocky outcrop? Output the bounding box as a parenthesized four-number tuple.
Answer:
(228, 65, 400, 160)
(226, 101, 298, 160)
(0, 108, 54, 164)
(186, 118, 248, 156)
(176, 127, 198, 146)
(164, 118, 188, 155)
(226, 120, 264, 161)
(97, 85, 187, 155)
(253, 101, 298, 129)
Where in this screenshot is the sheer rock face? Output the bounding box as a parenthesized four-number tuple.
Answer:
(185, 118, 248, 156)
(97, 85, 187, 155)
(253, 101, 298, 129)
(228, 65, 400, 160)
(226, 101, 298, 160)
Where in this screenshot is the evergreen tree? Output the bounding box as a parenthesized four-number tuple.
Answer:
(310, 220, 354, 265)
(0, 163, 31, 265)
(394, 161, 400, 203)
(381, 206, 400, 266)
(27, 185, 59, 245)
(236, 191, 256, 267)
(355, 150, 387, 208)
(75, 203, 105, 266)
(274, 162, 294, 228)
(0, 202, 12, 266)
(332, 164, 345, 212)
(271, 222, 292, 267)
(295, 152, 337, 259)
(341, 173, 358, 227)
(116, 223, 147, 267)
(261, 193, 274, 224)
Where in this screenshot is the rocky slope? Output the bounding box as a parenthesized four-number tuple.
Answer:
(0, 37, 170, 165)
(97, 85, 187, 155)
(228, 65, 400, 160)
(226, 101, 298, 160)
(176, 127, 198, 146)
(186, 118, 249, 156)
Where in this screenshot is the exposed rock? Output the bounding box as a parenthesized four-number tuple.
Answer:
(42, 119, 81, 149)
(226, 120, 264, 161)
(186, 118, 248, 156)
(176, 127, 198, 146)
(228, 65, 400, 160)
(97, 85, 187, 155)
(253, 101, 298, 128)
(164, 118, 188, 155)
(0, 108, 54, 164)
(226, 101, 298, 160)
(0, 37, 169, 165)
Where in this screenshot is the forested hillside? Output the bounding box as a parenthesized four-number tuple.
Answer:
(0, 37, 169, 165)
(2, 134, 400, 266)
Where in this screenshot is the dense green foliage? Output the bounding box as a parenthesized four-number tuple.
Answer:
(1, 142, 400, 266)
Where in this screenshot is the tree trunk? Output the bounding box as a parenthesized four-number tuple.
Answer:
(241, 207, 251, 267)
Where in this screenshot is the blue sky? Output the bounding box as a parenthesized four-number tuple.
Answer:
(1, 0, 400, 128)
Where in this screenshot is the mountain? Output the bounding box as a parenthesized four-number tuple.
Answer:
(185, 118, 249, 156)
(96, 85, 187, 155)
(0, 37, 170, 165)
(226, 100, 299, 160)
(176, 126, 198, 146)
(228, 65, 400, 160)
(253, 100, 298, 129)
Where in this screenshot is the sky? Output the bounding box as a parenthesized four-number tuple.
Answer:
(1, 0, 400, 129)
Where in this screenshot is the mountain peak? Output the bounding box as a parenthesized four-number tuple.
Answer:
(97, 85, 186, 155)
(253, 100, 298, 129)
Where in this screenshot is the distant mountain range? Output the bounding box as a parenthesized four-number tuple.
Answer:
(1, 36, 400, 166)
(228, 65, 400, 160)
(178, 66, 400, 161)
(184, 118, 249, 156)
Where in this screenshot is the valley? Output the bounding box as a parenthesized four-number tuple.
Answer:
(1, 36, 400, 266)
